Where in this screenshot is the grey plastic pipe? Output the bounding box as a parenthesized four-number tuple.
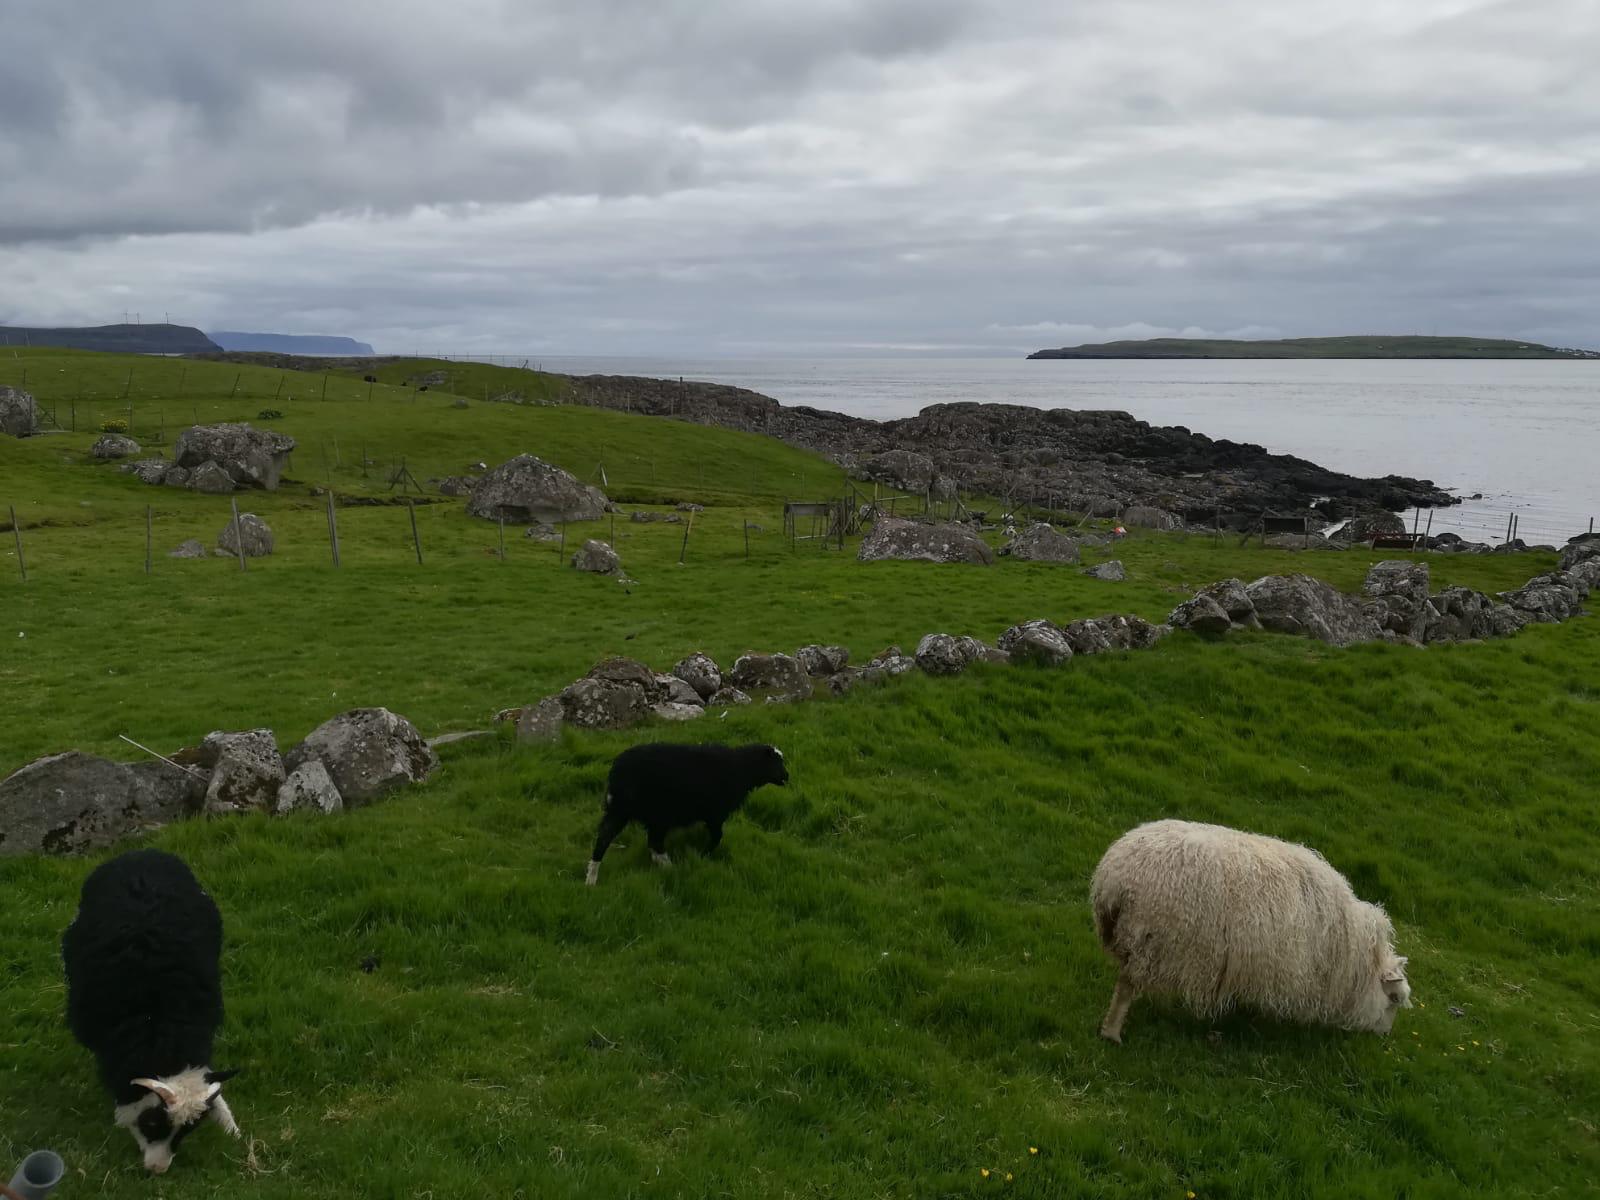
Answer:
(6, 1151, 65, 1200)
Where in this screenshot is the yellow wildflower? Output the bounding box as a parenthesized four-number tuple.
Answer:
(1029, 1148, 1039, 1156)
(1006, 1174, 1014, 1182)
(981, 1169, 991, 1179)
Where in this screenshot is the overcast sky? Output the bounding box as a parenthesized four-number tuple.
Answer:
(0, 0, 1595, 355)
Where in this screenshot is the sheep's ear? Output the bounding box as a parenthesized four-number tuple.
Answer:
(1382, 956, 1409, 982)
(131, 1078, 178, 1106)
(205, 1068, 241, 1086)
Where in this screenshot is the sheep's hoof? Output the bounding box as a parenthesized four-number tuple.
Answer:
(1098, 1026, 1123, 1045)
(584, 861, 600, 886)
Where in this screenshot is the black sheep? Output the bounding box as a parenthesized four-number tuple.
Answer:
(61, 848, 241, 1174)
(585, 742, 788, 885)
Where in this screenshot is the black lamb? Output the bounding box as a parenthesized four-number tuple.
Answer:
(61, 848, 241, 1174)
(585, 742, 788, 885)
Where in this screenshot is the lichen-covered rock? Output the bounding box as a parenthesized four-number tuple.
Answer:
(1169, 595, 1232, 635)
(217, 512, 274, 557)
(173, 422, 295, 489)
(1332, 511, 1408, 544)
(796, 644, 850, 676)
(1196, 578, 1259, 628)
(0, 386, 40, 438)
(1244, 574, 1383, 647)
(168, 538, 207, 559)
(200, 729, 285, 815)
(858, 517, 994, 566)
(997, 619, 1074, 665)
(729, 652, 810, 697)
(0, 752, 203, 856)
(515, 697, 565, 742)
(571, 539, 622, 575)
(287, 707, 439, 806)
(861, 449, 936, 494)
(914, 633, 983, 676)
(1499, 574, 1584, 623)
(275, 760, 343, 815)
(467, 453, 609, 523)
(655, 674, 705, 707)
(671, 652, 722, 700)
(707, 686, 752, 706)
(163, 466, 191, 488)
(652, 702, 705, 722)
(190, 460, 236, 494)
(1000, 523, 1081, 563)
(1363, 560, 1431, 603)
(1082, 560, 1126, 582)
(121, 457, 171, 484)
(1361, 560, 1437, 640)
(92, 433, 141, 460)
(1557, 535, 1600, 572)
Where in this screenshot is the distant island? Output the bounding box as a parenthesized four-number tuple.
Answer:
(0, 322, 220, 354)
(209, 331, 375, 356)
(1027, 335, 1599, 360)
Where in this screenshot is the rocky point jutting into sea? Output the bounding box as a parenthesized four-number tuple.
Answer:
(187, 353, 1457, 525)
(558, 374, 1455, 526)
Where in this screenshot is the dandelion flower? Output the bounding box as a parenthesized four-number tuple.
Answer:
(981, 1169, 991, 1179)
(1006, 1174, 1014, 1182)
(1029, 1148, 1039, 1156)
(1188, 1192, 1197, 1199)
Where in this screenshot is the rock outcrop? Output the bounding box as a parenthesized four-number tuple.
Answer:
(217, 513, 274, 557)
(859, 517, 994, 565)
(1244, 574, 1382, 646)
(173, 423, 295, 490)
(92, 433, 140, 460)
(467, 454, 608, 523)
(0, 753, 203, 856)
(997, 619, 1074, 665)
(287, 708, 439, 807)
(571, 539, 622, 575)
(1000, 523, 1080, 563)
(0, 386, 39, 438)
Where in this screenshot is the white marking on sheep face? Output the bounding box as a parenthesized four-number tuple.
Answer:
(115, 1066, 232, 1173)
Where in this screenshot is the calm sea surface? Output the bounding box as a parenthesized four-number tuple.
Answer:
(490, 356, 1599, 547)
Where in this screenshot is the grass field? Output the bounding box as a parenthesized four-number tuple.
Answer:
(2, 349, 1597, 1197)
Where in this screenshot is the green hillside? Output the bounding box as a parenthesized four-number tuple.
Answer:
(1, 347, 1596, 1198)
(1027, 335, 1599, 359)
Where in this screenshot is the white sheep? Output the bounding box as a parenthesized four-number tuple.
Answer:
(1090, 819, 1411, 1042)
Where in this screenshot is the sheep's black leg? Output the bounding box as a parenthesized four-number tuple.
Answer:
(647, 825, 672, 868)
(586, 810, 628, 886)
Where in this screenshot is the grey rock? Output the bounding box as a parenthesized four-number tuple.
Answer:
(671, 652, 722, 700)
(0, 385, 40, 438)
(287, 707, 439, 806)
(162, 466, 191, 488)
(1364, 560, 1431, 603)
(997, 619, 1074, 665)
(92, 433, 141, 460)
(858, 517, 994, 566)
(217, 512, 274, 557)
(275, 760, 343, 815)
(524, 522, 559, 541)
(1082, 560, 1127, 582)
(1244, 574, 1383, 647)
(1425, 586, 1502, 642)
(1122, 505, 1182, 531)
(200, 728, 285, 814)
(1558, 535, 1600, 572)
(571, 539, 622, 575)
(1000, 522, 1080, 563)
(1332, 511, 1407, 544)
(707, 686, 752, 706)
(630, 510, 683, 523)
(655, 673, 706, 707)
(1564, 558, 1600, 592)
(1066, 614, 1172, 652)
(436, 476, 473, 496)
(1263, 532, 1335, 550)
(861, 448, 936, 493)
(729, 652, 810, 697)
(558, 678, 650, 730)
(796, 644, 851, 676)
(190, 460, 236, 494)
(914, 633, 980, 675)
(675, 502, 705, 512)
(0, 751, 203, 857)
(588, 657, 665, 698)
(168, 538, 207, 559)
(515, 697, 565, 743)
(1499, 574, 1584, 623)
(1169, 595, 1232, 635)
(173, 423, 296, 489)
(122, 458, 171, 484)
(467, 453, 609, 523)
(1197, 578, 1260, 628)
(652, 702, 705, 722)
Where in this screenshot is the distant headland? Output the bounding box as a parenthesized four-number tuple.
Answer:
(1027, 335, 1599, 360)
(0, 323, 374, 356)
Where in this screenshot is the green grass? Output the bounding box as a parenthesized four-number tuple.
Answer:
(2, 349, 1597, 1198)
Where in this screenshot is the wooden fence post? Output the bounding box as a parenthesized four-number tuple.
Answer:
(498, 516, 506, 561)
(678, 514, 693, 564)
(327, 492, 341, 567)
(229, 499, 247, 571)
(407, 499, 423, 565)
(145, 505, 152, 575)
(9, 505, 25, 583)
